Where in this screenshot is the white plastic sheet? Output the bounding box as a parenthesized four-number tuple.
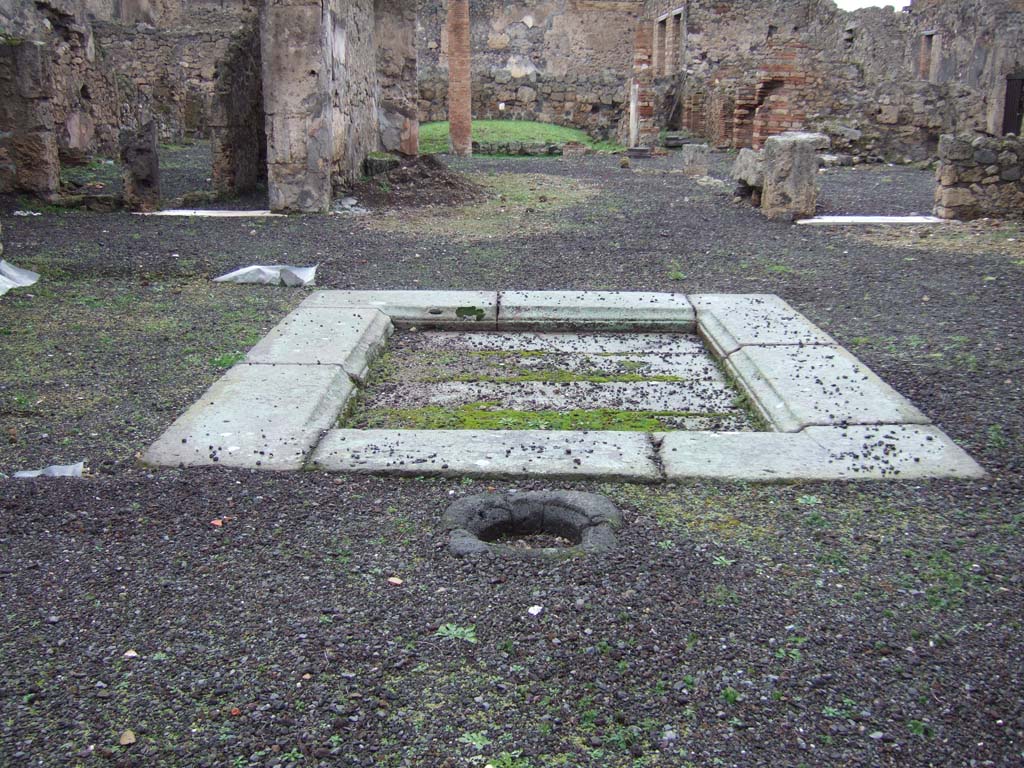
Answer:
(213, 265, 317, 287)
(13, 461, 85, 478)
(0, 259, 40, 297)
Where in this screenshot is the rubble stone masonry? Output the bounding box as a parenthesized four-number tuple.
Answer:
(935, 134, 1024, 220)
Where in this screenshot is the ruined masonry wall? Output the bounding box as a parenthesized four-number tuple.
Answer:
(641, 0, 1024, 160)
(93, 8, 257, 143)
(934, 134, 1024, 220)
(417, 0, 643, 140)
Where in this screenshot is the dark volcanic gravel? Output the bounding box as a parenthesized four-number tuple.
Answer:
(1, 150, 1022, 767)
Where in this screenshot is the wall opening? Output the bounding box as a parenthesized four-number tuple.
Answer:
(1002, 76, 1024, 136)
(654, 18, 667, 75)
(918, 32, 934, 80)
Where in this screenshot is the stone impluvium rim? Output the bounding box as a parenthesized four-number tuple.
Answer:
(142, 290, 986, 482)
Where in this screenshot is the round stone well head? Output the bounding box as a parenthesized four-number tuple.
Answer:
(442, 490, 622, 559)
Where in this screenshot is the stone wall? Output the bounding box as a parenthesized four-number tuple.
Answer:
(0, 38, 61, 197)
(376, 0, 419, 155)
(93, 7, 256, 143)
(934, 133, 1024, 220)
(417, 0, 643, 140)
(1, 0, 126, 196)
(640, 0, 1024, 161)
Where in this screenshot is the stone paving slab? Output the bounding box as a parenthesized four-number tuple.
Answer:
(659, 431, 835, 481)
(365, 379, 740, 413)
(403, 331, 707, 355)
(726, 345, 930, 432)
(299, 290, 498, 328)
(690, 294, 835, 357)
(310, 429, 662, 481)
(803, 424, 985, 479)
(659, 425, 984, 480)
(498, 291, 695, 331)
(245, 307, 392, 382)
(142, 364, 354, 470)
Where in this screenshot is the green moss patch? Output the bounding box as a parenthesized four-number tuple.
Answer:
(344, 403, 736, 431)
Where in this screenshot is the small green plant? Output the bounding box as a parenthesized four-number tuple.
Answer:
(796, 494, 821, 506)
(485, 750, 532, 768)
(908, 719, 934, 738)
(211, 351, 245, 368)
(986, 424, 1008, 450)
(458, 731, 492, 750)
(712, 555, 735, 567)
(279, 747, 303, 761)
(436, 623, 478, 644)
(721, 686, 740, 705)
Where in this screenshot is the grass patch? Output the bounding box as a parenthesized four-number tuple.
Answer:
(849, 221, 1024, 259)
(367, 172, 599, 242)
(419, 119, 620, 155)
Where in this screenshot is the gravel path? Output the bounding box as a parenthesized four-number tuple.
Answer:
(1, 152, 1022, 767)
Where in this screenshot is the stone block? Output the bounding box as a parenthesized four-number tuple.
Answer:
(245, 307, 393, 382)
(659, 425, 984, 481)
(690, 294, 835, 357)
(731, 147, 764, 188)
(497, 291, 695, 331)
(680, 143, 710, 176)
(299, 290, 498, 328)
(119, 121, 160, 212)
(938, 135, 973, 161)
(310, 429, 662, 481)
(760, 132, 827, 221)
(725, 344, 930, 432)
(143, 364, 354, 470)
(804, 424, 985, 479)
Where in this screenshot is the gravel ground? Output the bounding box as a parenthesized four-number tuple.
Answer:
(1, 150, 1022, 767)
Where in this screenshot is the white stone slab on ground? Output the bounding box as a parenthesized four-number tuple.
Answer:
(366, 379, 739, 413)
(310, 429, 662, 481)
(136, 210, 285, 217)
(690, 294, 835, 357)
(245, 307, 392, 382)
(498, 291, 695, 331)
(796, 215, 945, 225)
(142, 364, 354, 470)
(299, 290, 498, 328)
(405, 331, 706, 355)
(726, 345, 930, 432)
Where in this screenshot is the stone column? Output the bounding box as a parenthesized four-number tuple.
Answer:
(261, 0, 334, 213)
(446, 0, 472, 156)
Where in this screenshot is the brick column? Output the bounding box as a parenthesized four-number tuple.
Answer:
(446, 0, 472, 156)
(629, 22, 657, 148)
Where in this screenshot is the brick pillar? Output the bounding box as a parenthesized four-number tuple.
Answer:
(629, 22, 657, 147)
(446, 0, 472, 156)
